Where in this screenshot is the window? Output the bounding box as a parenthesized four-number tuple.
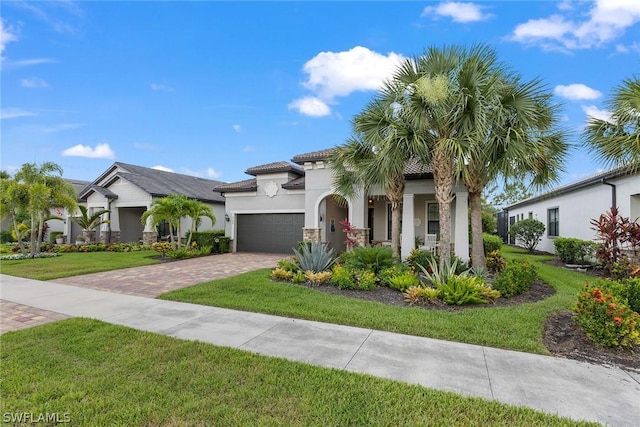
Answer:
(547, 208, 559, 237)
(528, 212, 533, 219)
(386, 203, 403, 240)
(427, 203, 440, 238)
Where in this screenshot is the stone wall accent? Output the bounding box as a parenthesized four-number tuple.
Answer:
(303, 228, 321, 243)
(82, 230, 96, 243)
(142, 231, 158, 245)
(353, 228, 370, 249)
(99, 231, 121, 244)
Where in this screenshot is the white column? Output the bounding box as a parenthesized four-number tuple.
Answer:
(454, 191, 470, 262)
(349, 193, 367, 228)
(401, 193, 415, 260)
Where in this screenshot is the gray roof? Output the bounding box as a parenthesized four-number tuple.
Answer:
(245, 161, 304, 176)
(507, 164, 638, 210)
(65, 179, 91, 195)
(214, 178, 258, 193)
(281, 176, 305, 189)
(80, 162, 225, 204)
(291, 148, 335, 164)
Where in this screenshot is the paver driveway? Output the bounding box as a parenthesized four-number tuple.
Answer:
(1, 252, 284, 333)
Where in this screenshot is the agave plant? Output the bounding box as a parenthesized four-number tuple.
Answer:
(416, 257, 468, 288)
(292, 241, 336, 273)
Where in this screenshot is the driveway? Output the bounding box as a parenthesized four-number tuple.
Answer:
(1, 252, 284, 333)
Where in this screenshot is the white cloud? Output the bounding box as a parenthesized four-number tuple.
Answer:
(151, 165, 173, 172)
(421, 2, 491, 23)
(233, 124, 241, 133)
(615, 41, 640, 53)
(2, 58, 56, 69)
(21, 77, 49, 88)
(554, 84, 602, 100)
(288, 97, 331, 117)
(0, 20, 18, 57)
(42, 123, 82, 133)
(0, 108, 35, 119)
(510, 0, 640, 50)
(149, 83, 173, 92)
(62, 143, 115, 159)
(207, 168, 222, 179)
(582, 105, 613, 123)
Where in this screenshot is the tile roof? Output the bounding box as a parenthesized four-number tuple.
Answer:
(80, 162, 225, 204)
(404, 157, 433, 177)
(245, 161, 304, 176)
(281, 176, 305, 189)
(214, 178, 258, 193)
(291, 148, 335, 164)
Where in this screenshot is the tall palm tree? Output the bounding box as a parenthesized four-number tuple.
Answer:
(72, 205, 111, 243)
(329, 97, 425, 257)
(141, 194, 188, 248)
(584, 76, 640, 170)
(383, 44, 505, 266)
(464, 77, 568, 267)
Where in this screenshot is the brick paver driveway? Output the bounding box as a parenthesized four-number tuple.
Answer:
(1, 252, 284, 333)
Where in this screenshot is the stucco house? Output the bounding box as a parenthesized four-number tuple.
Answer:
(215, 148, 470, 260)
(504, 166, 640, 254)
(57, 162, 226, 244)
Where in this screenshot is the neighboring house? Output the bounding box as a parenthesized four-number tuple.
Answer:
(46, 179, 91, 243)
(216, 148, 470, 260)
(65, 163, 226, 244)
(504, 166, 640, 254)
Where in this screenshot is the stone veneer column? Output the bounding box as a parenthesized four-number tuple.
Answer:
(142, 231, 158, 245)
(353, 228, 370, 248)
(303, 228, 321, 243)
(100, 231, 121, 244)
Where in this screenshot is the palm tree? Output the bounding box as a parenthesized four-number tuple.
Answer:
(140, 194, 187, 248)
(184, 199, 216, 247)
(464, 77, 568, 267)
(329, 97, 425, 257)
(72, 205, 111, 243)
(11, 162, 77, 257)
(584, 76, 640, 170)
(383, 44, 505, 267)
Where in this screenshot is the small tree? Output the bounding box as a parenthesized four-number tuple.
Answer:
(509, 218, 545, 253)
(72, 205, 111, 243)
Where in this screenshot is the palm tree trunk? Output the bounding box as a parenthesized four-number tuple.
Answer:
(389, 178, 405, 258)
(433, 149, 455, 269)
(469, 190, 486, 269)
(29, 216, 37, 257)
(36, 212, 44, 255)
(12, 215, 26, 256)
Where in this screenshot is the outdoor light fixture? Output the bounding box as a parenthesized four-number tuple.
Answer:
(319, 215, 324, 222)
(225, 214, 230, 222)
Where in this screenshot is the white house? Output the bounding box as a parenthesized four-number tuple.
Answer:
(215, 148, 470, 260)
(64, 162, 226, 244)
(506, 166, 640, 254)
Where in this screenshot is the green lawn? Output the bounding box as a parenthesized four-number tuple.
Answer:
(0, 250, 160, 280)
(161, 246, 592, 354)
(0, 318, 595, 426)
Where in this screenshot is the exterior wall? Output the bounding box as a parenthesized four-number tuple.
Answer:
(508, 174, 640, 254)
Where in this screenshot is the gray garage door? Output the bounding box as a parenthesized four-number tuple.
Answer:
(236, 213, 304, 253)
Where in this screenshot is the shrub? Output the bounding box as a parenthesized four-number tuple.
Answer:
(342, 245, 395, 274)
(166, 245, 212, 260)
(620, 278, 640, 313)
(331, 265, 357, 289)
(49, 231, 64, 243)
(189, 230, 225, 252)
(493, 260, 537, 298)
(151, 242, 173, 259)
(590, 207, 629, 275)
(482, 233, 502, 255)
(292, 241, 336, 273)
(405, 249, 437, 271)
(277, 258, 299, 272)
(216, 237, 231, 253)
(292, 271, 306, 284)
(574, 282, 640, 348)
(485, 250, 506, 273)
(553, 237, 596, 265)
(271, 268, 293, 281)
(388, 272, 421, 291)
(0, 230, 15, 243)
(304, 270, 332, 285)
(416, 257, 467, 288)
(378, 264, 413, 287)
(404, 286, 440, 305)
(508, 219, 545, 253)
(354, 270, 377, 290)
(437, 275, 495, 305)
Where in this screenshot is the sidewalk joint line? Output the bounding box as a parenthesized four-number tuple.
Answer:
(343, 329, 374, 370)
(237, 316, 290, 349)
(482, 347, 495, 399)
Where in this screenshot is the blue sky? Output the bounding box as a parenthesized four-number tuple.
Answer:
(1, 1, 639, 189)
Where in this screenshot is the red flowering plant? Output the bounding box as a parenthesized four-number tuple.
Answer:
(339, 218, 358, 252)
(574, 281, 640, 348)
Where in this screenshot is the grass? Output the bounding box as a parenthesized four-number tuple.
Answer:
(0, 250, 160, 280)
(0, 318, 595, 426)
(161, 246, 593, 354)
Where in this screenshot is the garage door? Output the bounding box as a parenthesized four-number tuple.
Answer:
(236, 213, 304, 253)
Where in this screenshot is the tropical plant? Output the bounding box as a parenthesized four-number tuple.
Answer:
(183, 199, 216, 247)
(292, 240, 336, 273)
(271, 268, 294, 281)
(304, 270, 333, 285)
(553, 237, 596, 265)
(71, 205, 111, 243)
(140, 194, 194, 248)
(591, 207, 626, 274)
(416, 257, 467, 288)
(403, 286, 440, 305)
(405, 249, 438, 271)
(485, 250, 507, 273)
(339, 218, 358, 252)
(437, 275, 495, 305)
(493, 259, 538, 298)
(388, 272, 421, 291)
(584, 75, 640, 171)
(1, 162, 77, 257)
(342, 245, 396, 274)
(509, 218, 545, 253)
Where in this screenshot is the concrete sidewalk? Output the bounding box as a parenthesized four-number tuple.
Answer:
(1, 274, 639, 426)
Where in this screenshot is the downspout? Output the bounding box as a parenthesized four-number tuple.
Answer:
(601, 178, 617, 210)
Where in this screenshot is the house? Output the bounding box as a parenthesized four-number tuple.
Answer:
(215, 148, 470, 260)
(504, 166, 640, 254)
(65, 162, 226, 244)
